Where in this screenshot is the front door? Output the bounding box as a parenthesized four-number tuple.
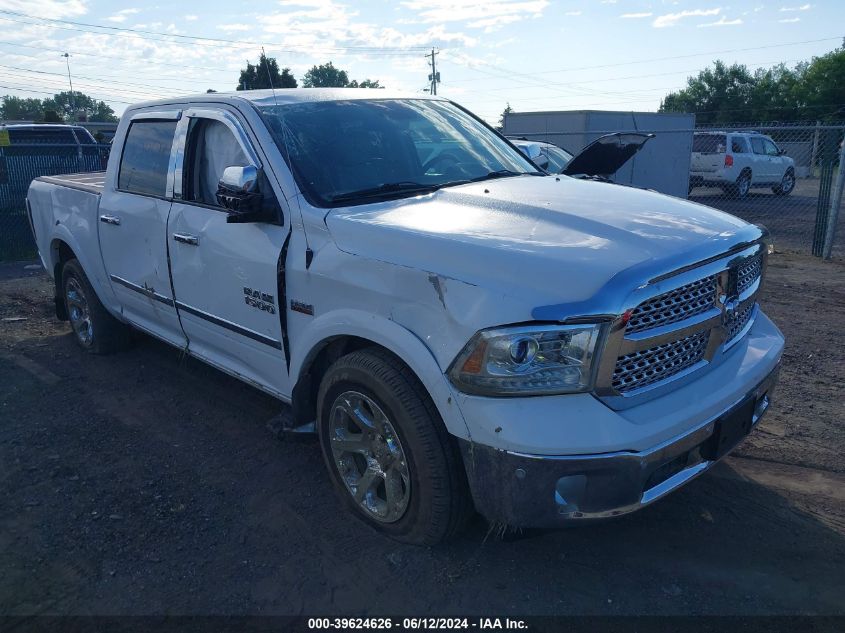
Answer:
(99, 113, 185, 347)
(167, 108, 290, 397)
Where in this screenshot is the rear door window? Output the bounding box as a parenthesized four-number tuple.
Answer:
(731, 137, 749, 153)
(692, 134, 726, 154)
(118, 120, 177, 197)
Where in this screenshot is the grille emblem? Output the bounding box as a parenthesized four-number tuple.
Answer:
(722, 295, 740, 324)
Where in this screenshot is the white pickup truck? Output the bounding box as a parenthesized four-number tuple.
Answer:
(27, 90, 784, 544)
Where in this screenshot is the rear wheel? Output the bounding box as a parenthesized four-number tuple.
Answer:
(62, 259, 130, 354)
(727, 171, 751, 199)
(316, 348, 472, 545)
(773, 169, 795, 196)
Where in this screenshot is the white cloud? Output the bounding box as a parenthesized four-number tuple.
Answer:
(778, 17, 801, 22)
(620, 12, 653, 19)
(258, 0, 478, 50)
(217, 23, 251, 32)
(184, 15, 198, 21)
(698, 16, 743, 27)
(0, 0, 88, 18)
(400, 0, 549, 31)
(652, 8, 720, 28)
(105, 7, 141, 23)
(564, 10, 582, 16)
(779, 4, 811, 11)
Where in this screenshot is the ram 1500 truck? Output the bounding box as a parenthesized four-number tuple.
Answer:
(27, 90, 784, 544)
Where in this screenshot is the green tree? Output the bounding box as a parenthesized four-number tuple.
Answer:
(659, 44, 845, 123)
(302, 62, 349, 88)
(498, 102, 513, 131)
(1, 92, 116, 123)
(237, 54, 297, 90)
(302, 62, 382, 88)
(800, 46, 845, 120)
(349, 78, 382, 88)
(0, 96, 45, 121)
(660, 61, 756, 124)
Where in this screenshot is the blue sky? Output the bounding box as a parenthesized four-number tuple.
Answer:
(0, 0, 842, 123)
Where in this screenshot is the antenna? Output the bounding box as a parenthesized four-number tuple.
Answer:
(261, 46, 279, 106)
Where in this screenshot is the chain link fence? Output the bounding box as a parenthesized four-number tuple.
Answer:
(0, 143, 105, 261)
(2, 123, 843, 261)
(509, 123, 845, 259)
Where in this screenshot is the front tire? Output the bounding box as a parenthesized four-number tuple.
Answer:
(62, 259, 130, 354)
(773, 169, 795, 195)
(316, 348, 472, 545)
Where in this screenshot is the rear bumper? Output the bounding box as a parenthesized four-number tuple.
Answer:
(459, 364, 779, 528)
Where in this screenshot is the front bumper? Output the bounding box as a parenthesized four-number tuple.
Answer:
(459, 364, 779, 528)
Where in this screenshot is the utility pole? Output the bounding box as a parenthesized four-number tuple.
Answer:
(425, 48, 440, 95)
(62, 53, 75, 119)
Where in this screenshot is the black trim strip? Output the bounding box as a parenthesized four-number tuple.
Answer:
(175, 301, 283, 350)
(110, 274, 174, 306)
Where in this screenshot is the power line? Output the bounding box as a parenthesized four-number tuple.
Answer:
(447, 35, 844, 85)
(0, 9, 436, 55)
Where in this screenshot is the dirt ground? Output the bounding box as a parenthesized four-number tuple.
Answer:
(0, 252, 843, 616)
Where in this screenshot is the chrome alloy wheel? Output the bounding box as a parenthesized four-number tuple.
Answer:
(329, 391, 411, 523)
(66, 277, 93, 347)
(781, 171, 795, 193)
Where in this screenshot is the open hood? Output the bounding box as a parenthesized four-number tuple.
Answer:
(562, 132, 654, 178)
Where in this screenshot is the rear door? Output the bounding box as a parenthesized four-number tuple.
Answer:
(98, 111, 185, 347)
(167, 107, 290, 397)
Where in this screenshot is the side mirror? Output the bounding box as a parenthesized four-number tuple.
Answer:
(217, 165, 266, 220)
(778, 148, 787, 156)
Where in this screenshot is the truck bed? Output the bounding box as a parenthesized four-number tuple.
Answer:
(36, 171, 106, 194)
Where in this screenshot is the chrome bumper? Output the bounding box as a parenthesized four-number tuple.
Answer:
(459, 363, 780, 528)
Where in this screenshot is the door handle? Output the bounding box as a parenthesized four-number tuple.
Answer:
(173, 233, 199, 246)
(99, 215, 121, 226)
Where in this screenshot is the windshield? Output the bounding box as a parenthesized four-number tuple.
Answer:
(259, 99, 540, 207)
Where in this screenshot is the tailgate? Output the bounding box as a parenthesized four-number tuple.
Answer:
(691, 134, 726, 173)
(691, 152, 722, 173)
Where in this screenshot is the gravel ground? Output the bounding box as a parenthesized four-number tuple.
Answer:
(0, 253, 843, 616)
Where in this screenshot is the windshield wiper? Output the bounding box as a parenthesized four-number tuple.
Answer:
(328, 182, 440, 204)
(436, 169, 541, 191)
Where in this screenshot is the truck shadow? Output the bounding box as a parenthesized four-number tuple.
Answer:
(2, 330, 844, 616)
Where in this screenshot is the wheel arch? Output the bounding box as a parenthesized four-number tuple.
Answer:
(49, 237, 79, 320)
(289, 312, 470, 441)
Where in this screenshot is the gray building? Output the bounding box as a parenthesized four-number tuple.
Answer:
(503, 110, 695, 198)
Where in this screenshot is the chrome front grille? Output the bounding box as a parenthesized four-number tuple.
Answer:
(725, 302, 755, 343)
(612, 331, 710, 393)
(597, 243, 768, 401)
(736, 255, 762, 295)
(626, 275, 717, 334)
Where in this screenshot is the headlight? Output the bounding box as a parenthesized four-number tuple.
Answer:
(448, 323, 604, 396)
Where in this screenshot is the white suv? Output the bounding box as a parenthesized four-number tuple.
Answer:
(689, 131, 796, 199)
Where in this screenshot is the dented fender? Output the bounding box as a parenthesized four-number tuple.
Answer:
(288, 308, 472, 441)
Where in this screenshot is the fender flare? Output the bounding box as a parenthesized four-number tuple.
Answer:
(289, 309, 472, 441)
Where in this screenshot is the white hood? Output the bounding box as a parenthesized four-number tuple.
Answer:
(325, 175, 757, 312)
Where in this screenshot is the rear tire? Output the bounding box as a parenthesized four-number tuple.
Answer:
(727, 171, 751, 199)
(316, 347, 472, 545)
(62, 259, 131, 354)
(773, 169, 795, 196)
